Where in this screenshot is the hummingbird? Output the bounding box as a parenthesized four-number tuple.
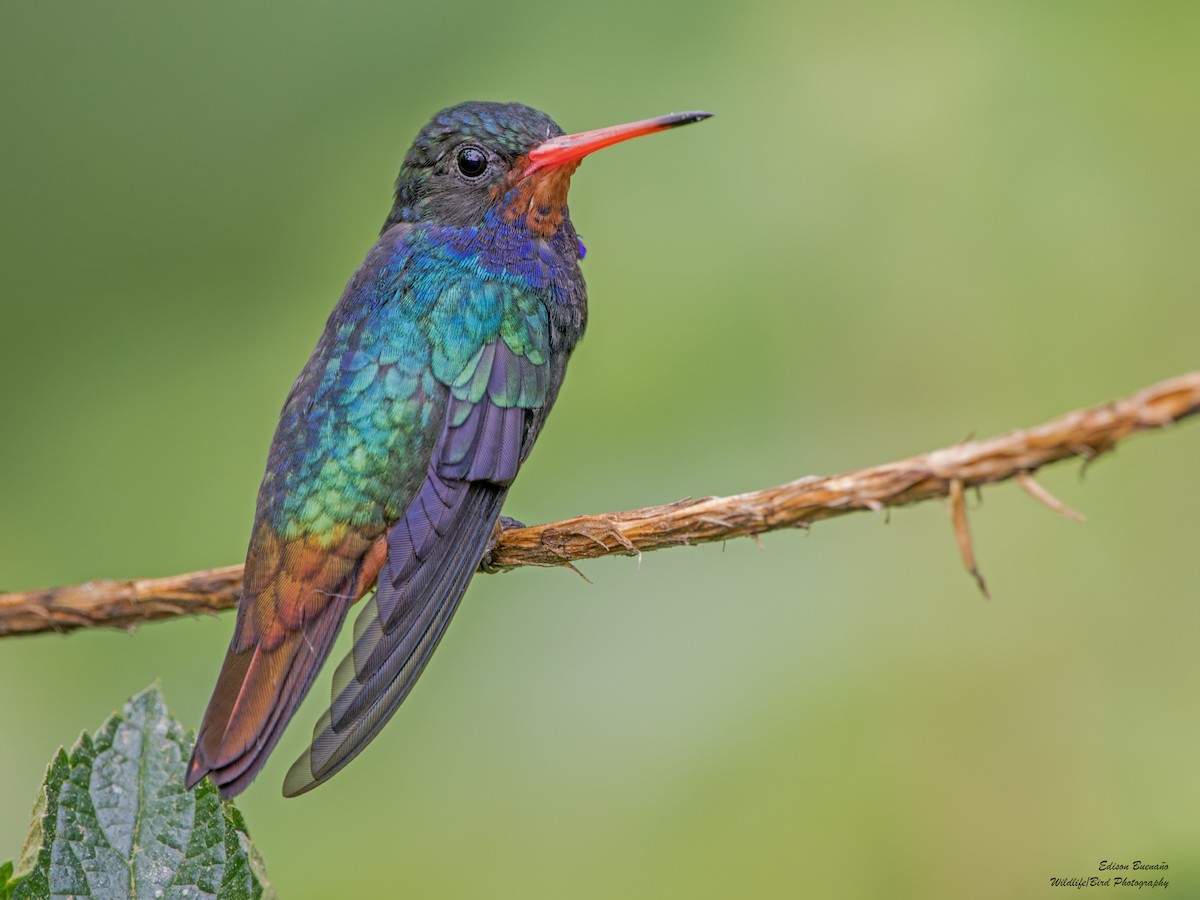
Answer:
(185, 101, 711, 798)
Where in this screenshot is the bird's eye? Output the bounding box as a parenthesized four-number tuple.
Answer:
(456, 146, 488, 179)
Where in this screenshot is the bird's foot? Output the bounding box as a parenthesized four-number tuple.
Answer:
(480, 515, 526, 574)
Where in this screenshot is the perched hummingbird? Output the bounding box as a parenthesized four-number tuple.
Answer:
(185, 102, 711, 798)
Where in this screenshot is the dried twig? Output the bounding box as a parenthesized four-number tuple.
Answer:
(3, 372, 1197, 638)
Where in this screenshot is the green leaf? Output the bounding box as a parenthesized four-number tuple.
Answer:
(3, 684, 273, 899)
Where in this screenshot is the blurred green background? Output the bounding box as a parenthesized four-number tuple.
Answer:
(1, 2, 1197, 897)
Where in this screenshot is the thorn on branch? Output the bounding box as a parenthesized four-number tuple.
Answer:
(1016, 472, 1086, 522)
(1070, 440, 1110, 479)
(949, 478, 990, 600)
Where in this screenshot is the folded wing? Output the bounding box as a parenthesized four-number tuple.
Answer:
(283, 340, 548, 796)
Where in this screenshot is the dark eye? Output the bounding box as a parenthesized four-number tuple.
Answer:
(456, 146, 488, 179)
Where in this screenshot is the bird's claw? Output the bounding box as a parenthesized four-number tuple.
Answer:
(480, 515, 526, 573)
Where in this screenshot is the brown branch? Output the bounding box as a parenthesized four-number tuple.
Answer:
(3, 372, 1198, 638)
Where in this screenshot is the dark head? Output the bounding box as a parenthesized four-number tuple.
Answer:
(386, 101, 711, 236)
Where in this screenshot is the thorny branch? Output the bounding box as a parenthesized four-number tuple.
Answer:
(2, 372, 1197, 638)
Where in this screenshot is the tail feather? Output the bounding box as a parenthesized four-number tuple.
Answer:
(281, 479, 506, 797)
(186, 596, 351, 798)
